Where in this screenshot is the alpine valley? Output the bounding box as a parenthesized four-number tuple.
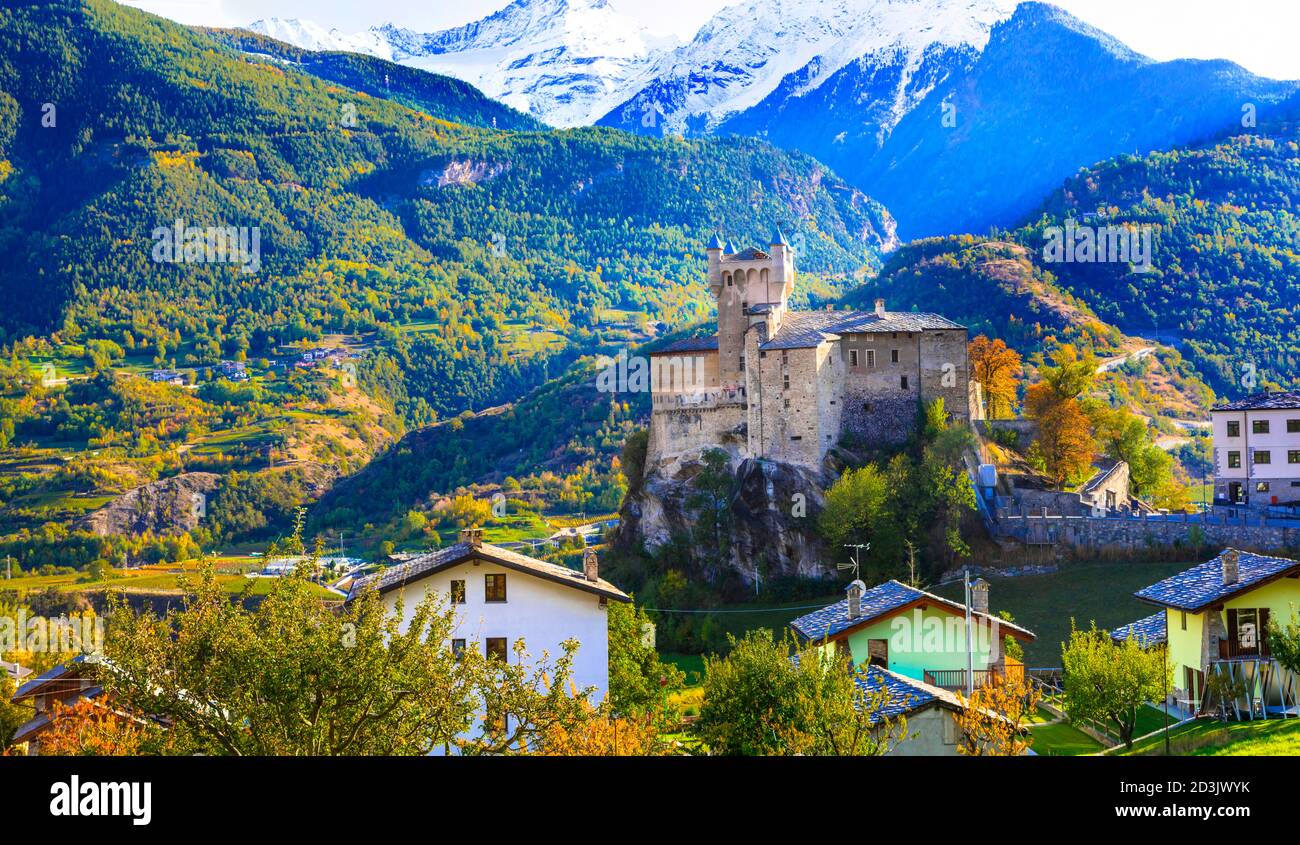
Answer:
(0, 0, 1296, 629)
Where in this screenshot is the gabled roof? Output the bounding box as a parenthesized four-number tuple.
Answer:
(789, 579, 1036, 643)
(1212, 390, 1300, 412)
(1110, 612, 1166, 647)
(12, 654, 98, 703)
(651, 335, 719, 355)
(759, 309, 965, 351)
(345, 541, 631, 603)
(1134, 549, 1300, 612)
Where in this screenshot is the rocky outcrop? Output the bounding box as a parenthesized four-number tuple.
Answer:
(618, 449, 843, 582)
(80, 472, 222, 537)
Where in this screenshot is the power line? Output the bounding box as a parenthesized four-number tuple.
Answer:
(638, 602, 831, 615)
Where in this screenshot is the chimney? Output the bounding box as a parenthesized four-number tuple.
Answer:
(1222, 549, 1240, 586)
(846, 580, 865, 620)
(583, 548, 599, 582)
(971, 578, 990, 615)
(874, 298, 886, 318)
(458, 527, 483, 549)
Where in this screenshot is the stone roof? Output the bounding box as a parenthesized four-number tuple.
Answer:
(345, 541, 631, 603)
(760, 309, 965, 351)
(789, 579, 1036, 642)
(726, 247, 769, 261)
(1110, 612, 1166, 646)
(856, 665, 966, 724)
(1134, 549, 1300, 612)
(1212, 390, 1300, 412)
(652, 335, 719, 355)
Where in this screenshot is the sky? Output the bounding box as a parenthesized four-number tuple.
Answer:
(121, 0, 1300, 80)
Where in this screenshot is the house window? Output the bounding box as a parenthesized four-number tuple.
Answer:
(1180, 611, 1187, 631)
(867, 350, 876, 368)
(890, 349, 900, 364)
(849, 349, 859, 367)
(900, 375, 909, 390)
(1225, 608, 1270, 658)
(1228, 451, 1241, 468)
(451, 638, 466, 658)
(450, 579, 466, 604)
(1226, 420, 1240, 437)
(486, 637, 508, 661)
(1255, 450, 1272, 465)
(1253, 419, 1270, 435)
(1289, 419, 1300, 433)
(866, 639, 889, 668)
(1290, 450, 1300, 464)
(1256, 481, 1271, 493)
(485, 573, 507, 602)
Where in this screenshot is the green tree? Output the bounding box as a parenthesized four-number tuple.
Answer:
(695, 630, 907, 756)
(1061, 622, 1171, 749)
(607, 600, 685, 716)
(686, 448, 734, 569)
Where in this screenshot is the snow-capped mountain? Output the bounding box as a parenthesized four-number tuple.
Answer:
(602, 0, 1009, 136)
(250, 0, 679, 127)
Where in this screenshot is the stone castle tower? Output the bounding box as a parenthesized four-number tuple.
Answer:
(707, 230, 795, 388)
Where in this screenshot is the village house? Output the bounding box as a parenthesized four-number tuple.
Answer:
(1121, 548, 1300, 718)
(789, 578, 1036, 690)
(345, 528, 629, 708)
(8, 654, 105, 754)
(647, 231, 981, 471)
(1211, 390, 1300, 510)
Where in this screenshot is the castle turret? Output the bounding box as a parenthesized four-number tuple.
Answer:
(706, 232, 724, 295)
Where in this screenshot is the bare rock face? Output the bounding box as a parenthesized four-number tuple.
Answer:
(80, 472, 222, 537)
(618, 449, 837, 583)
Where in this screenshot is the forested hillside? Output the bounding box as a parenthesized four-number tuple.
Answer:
(0, 0, 894, 566)
(1020, 108, 1300, 394)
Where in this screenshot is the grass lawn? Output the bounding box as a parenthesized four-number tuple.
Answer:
(1029, 720, 1105, 756)
(933, 560, 1192, 665)
(1122, 718, 1300, 756)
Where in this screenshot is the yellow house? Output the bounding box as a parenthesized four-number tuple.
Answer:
(1126, 548, 1300, 717)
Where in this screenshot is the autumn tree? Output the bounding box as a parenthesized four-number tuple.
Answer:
(1061, 622, 1171, 749)
(953, 674, 1041, 756)
(1025, 388, 1096, 487)
(968, 335, 1023, 419)
(531, 698, 679, 756)
(34, 697, 173, 756)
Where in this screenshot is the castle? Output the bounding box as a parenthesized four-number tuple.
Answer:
(647, 231, 981, 470)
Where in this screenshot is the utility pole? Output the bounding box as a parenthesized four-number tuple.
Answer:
(964, 568, 975, 699)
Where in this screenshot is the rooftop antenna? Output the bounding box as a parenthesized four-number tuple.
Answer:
(838, 543, 869, 580)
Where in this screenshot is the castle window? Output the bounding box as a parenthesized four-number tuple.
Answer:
(849, 350, 858, 367)
(790, 436, 802, 441)
(783, 399, 790, 409)
(901, 376, 909, 390)
(760, 351, 767, 359)
(890, 349, 900, 364)
(783, 374, 790, 390)
(782, 351, 789, 365)
(726, 275, 733, 286)
(863, 403, 872, 412)
(867, 350, 876, 368)
(739, 356, 745, 372)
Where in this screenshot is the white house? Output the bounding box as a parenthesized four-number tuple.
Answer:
(1211, 390, 1300, 509)
(345, 528, 629, 704)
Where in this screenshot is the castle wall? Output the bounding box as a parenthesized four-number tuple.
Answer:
(649, 405, 746, 461)
(919, 329, 971, 425)
(839, 332, 923, 446)
(748, 341, 835, 469)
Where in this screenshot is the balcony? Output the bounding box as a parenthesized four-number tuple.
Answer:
(923, 660, 1026, 692)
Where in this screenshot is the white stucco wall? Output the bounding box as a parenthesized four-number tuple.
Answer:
(379, 561, 613, 702)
